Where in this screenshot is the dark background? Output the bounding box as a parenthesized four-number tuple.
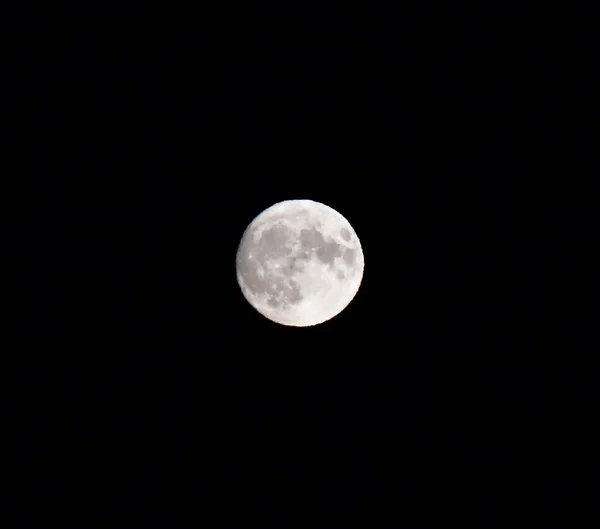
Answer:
(4, 5, 594, 527)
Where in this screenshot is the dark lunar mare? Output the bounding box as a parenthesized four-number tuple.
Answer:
(343, 248, 356, 264)
(299, 228, 343, 266)
(237, 223, 303, 308)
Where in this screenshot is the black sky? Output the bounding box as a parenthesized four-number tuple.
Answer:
(5, 5, 594, 526)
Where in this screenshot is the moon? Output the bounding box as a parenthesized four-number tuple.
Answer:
(236, 199, 364, 326)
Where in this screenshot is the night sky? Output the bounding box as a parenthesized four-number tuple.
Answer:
(5, 5, 594, 526)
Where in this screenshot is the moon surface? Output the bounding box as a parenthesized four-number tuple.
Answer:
(236, 199, 364, 326)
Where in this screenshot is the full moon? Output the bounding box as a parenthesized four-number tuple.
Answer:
(236, 199, 364, 326)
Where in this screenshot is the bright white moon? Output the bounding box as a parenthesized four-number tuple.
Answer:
(236, 199, 364, 326)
